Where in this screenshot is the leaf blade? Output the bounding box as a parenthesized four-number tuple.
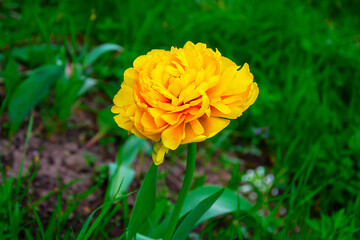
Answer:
(128, 163, 158, 240)
(8, 65, 64, 132)
(180, 185, 252, 225)
(172, 188, 225, 240)
(83, 43, 123, 67)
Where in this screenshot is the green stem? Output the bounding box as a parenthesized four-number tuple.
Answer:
(164, 143, 197, 240)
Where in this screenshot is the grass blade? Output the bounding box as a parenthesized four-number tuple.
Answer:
(28, 195, 46, 240)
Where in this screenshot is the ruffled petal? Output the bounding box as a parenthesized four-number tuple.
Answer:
(200, 117, 230, 138)
(161, 121, 185, 150)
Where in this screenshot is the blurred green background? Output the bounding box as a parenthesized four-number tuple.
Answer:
(1, 0, 360, 239)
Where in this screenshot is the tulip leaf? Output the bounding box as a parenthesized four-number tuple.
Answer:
(140, 185, 253, 238)
(0, 57, 20, 116)
(108, 164, 135, 199)
(127, 163, 158, 240)
(83, 43, 124, 67)
(119, 135, 151, 166)
(135, 233, 161, 240)
(96, 108, 123, 135)
(77, 77, 98, 96)
(180, 185, 252, 225)
(138, 198, 172, 236)
(171, 188, 225, 240)
(3, 57, 20, 94)
(11, 44, 59, 66)
(8, 65, 64, 132)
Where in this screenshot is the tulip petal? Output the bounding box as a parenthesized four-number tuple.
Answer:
(114, 115, 133, 131)
(190, 119, 204, 135)
(152, 142, 169, 165)
(113, 86, 134, 107)
(200, 117, 230, 138)
(123, 68, 138, 86)
(111, 106, 122, 114)
(161, 112, 183, 125)
(246, 82, 259, 106)
(182, 123, 207, 144)
(141, 111, 157, 131)
(211, 102, 232, 114)
(161, 121, 185, 150)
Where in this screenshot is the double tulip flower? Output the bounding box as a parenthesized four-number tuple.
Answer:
(112, 41, 258, 165)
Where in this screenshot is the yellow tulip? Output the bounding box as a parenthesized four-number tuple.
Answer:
(112, 41, 258, 165)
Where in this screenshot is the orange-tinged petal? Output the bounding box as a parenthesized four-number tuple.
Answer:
(205, 108, 211, 117)
(161, 112, 183, 125)
(114, 115, 133, 131)
(180, 83, 198, 104)
(161, 121, 185, 150)
(167, 77, 182, 98)
(125, 104, 136, 117)
(194, 94, 210, 118)
(200, 117, 230, 138)
(152, 84, 178, 103)
(207, 65, 237, 97)
(211, 102, 232, 114)
(221, 94, 244, 105)
(130, 127, 148, 140)
(182, 123, 207, 144)
(190, 119, 204, 135)
(148, 108, 168, 127)
(141, 111, 157, 131)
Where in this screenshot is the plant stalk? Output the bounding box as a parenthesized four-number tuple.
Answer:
(164, 143, 197, 240)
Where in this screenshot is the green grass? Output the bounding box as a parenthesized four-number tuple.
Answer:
(1, 0, 360, 239)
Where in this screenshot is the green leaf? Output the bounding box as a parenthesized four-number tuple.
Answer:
(77, 77, 97, 96)
(138, 198, 172, 237)
(11, 44, 59, 66)
(97, 81, 119, 100)
(28, 195, 46, 240)
(128, 163, 158, 240)
(0, 57, 20, 116)
(108, 164, 135, 199)
(180, 185, 252, 225)
(172, 188, 225, 240)
(142, 185, 253, 238)
(3, 57, 20, 94)
(8, 65, 64, 132)
(135, 233, 161, 240)
(83, 43, 124, 67)
(97, 108, 122, 134)
(119, 135, 151, 166)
